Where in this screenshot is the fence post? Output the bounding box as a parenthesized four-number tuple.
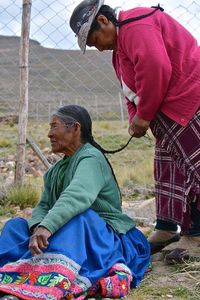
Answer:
(15, 0, 32, 186)
(26, 137, 51, 169)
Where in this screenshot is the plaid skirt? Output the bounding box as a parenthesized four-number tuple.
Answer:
(150, 109, 200, 233)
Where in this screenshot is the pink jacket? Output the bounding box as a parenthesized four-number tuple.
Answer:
(112, 7, 200, 126)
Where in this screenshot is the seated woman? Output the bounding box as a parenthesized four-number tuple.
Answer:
(0, 105, 150, 300)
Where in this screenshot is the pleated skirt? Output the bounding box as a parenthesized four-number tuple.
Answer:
(0, 209, 150, 299)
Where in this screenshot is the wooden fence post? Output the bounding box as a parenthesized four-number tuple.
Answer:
(15, 0, 32, 186)
(26, 137, 51, 169)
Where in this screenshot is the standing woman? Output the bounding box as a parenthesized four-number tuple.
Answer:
(0, 105, 150, 300)
(70, 0, 200, 263)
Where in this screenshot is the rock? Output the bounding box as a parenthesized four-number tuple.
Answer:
(14, 207, 33, 219)
(122, 198, 156, 226)
(0, 115, 18, 125)
(5, 161, 15, 168)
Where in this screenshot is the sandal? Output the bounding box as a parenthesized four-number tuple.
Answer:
(148, 230, 180, 254)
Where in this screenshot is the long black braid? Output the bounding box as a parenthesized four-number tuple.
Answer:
(54, 105, 133, 197)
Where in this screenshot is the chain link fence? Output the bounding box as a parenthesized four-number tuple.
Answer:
(0, 0, 200, 206)
(0, 0, 200, 121)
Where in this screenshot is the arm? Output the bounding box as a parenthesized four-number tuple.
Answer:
(125, 98, 148, 138)
(38, 156, 105, 234)
(126, 98, 136, 125)
(122, 24, 172, 120)
(29, 156, 105, 256)
(121, 24, 172, 136)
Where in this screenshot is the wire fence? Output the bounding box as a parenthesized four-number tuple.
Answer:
(0, 0, 200, 204)
(0, 0, 200, 122)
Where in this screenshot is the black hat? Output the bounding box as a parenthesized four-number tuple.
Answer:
(70, 0, 104, 53)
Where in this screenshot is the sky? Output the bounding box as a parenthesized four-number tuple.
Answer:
(0, 0, 200, 49)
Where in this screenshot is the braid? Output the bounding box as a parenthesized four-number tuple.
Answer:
(54, 105, 134, 202)
(88, 134, 134, 202)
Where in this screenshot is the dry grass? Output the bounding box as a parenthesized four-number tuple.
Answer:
(3, 184, 40, 209)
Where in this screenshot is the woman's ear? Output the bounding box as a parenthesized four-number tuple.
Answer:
(75, 122, 82, 142)
(74, 122, 81, 135)
(96, 15, 109, 26)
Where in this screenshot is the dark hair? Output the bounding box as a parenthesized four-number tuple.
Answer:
(87, 4, 164, 39)
(88, 5, 118, 37)
(54, 104, 93, 144)
(53, 104, 129, 197)
(53, 104, 132, 154)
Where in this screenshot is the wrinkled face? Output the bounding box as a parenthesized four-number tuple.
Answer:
(48, 116, 81, 155)
(86, 15, 117, 51)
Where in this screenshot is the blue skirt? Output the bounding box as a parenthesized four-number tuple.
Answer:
(0, 209, 150, 299)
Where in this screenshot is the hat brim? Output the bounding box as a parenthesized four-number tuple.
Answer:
(77, 0, 104, 53)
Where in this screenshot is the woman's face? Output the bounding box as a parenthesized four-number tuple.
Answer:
(48, 116, 81, 155)
(87, 15, 117, 51)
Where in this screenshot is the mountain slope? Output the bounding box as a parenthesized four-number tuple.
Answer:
(0, 35, 123, 119)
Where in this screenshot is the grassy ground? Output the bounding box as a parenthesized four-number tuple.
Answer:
(128, 259, 200, 300)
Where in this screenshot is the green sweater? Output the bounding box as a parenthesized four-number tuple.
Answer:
(28, 143, 135, 234)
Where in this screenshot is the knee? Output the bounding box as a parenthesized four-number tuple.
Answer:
(3, 217, 28, 232)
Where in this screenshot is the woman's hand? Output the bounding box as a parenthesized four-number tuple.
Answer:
(29, 226, 52, 256)
(129, 115, 150, 138)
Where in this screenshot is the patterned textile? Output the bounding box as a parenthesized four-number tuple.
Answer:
(0, 210, 150, 299)
(86, 264, 132, 299)
(0, 257, 131, 300)
(0, 254, 90, 300)
(150, 109, 200, 233)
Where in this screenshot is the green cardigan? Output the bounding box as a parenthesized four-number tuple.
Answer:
(28, 143, 135, 234)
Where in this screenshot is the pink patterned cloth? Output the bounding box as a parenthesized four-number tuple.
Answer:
(86, 264, 132, 299)
(0, 255, 132, 300)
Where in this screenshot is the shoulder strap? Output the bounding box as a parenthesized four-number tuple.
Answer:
(118, 4, 164, 27)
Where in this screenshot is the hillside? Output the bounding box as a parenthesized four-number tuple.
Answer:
(0, 35, 122, 120)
